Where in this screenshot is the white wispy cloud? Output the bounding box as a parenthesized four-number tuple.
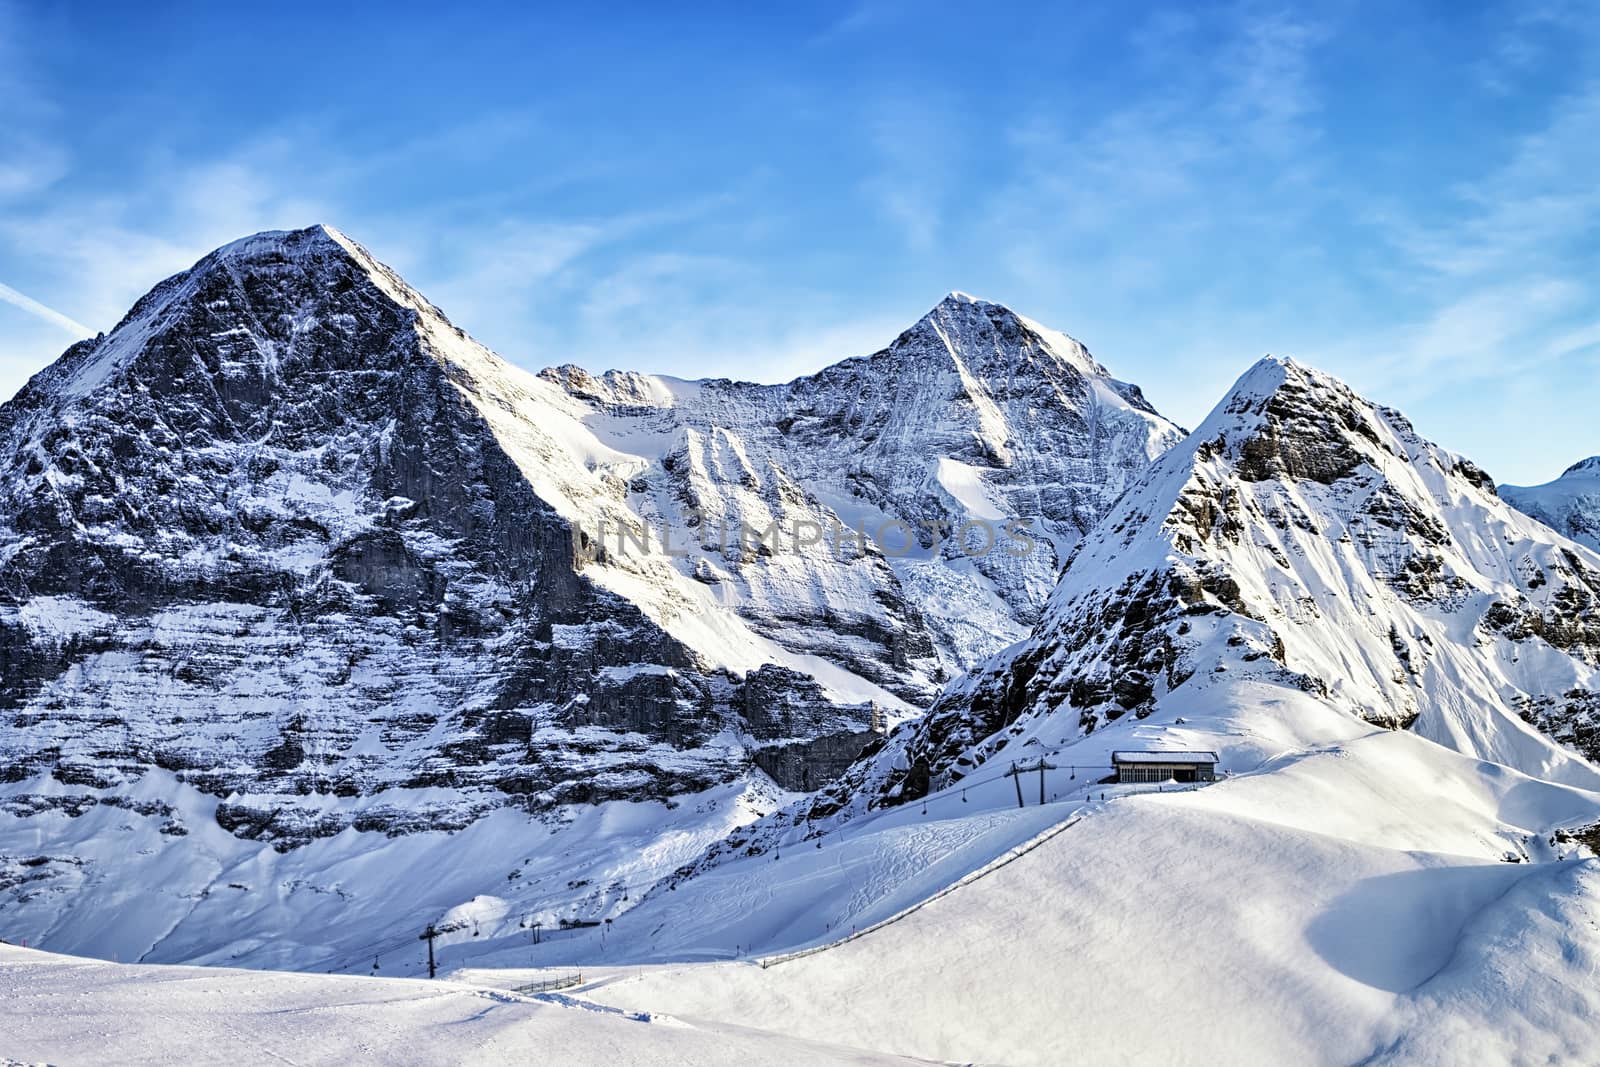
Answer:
(809, 1, 904, 46)
(0, 280, 91, 336)
(1214, 8, 1326, 158)
(960, 4, 1332, 425)
(1348, 75, 1600, 382)
(1375, 80, 1600, 282)
(1297, 35, 1600, 482)
(0, 1, 65, 203)
(860, 93, 961, 253)
(1474, 0, 1595, 95)
(985, 4, 1330, 271)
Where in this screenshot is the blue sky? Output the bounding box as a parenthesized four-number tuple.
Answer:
(0, 0, 1596, 485)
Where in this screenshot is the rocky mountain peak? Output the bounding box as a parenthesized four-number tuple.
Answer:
(936, 289, 992, 308)
(11, 224, 475, 421)
(114, 224, 388, 326)
(0, 227, 1191, 967)
(207, 222, 349, 262)
(891, 290, 1097, 378)
(738, 356, 1600, 840)
(1197, 356, 1498, 496)
(198, 225, 422, 308)
(1564, 457, 1600, 477)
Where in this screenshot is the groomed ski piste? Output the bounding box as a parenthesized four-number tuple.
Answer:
(8, 693, 1600, 1065)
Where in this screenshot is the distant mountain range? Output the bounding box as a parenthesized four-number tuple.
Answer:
(1502, 457, 1600, 554)
(1, 225, 1595, 984)
(0, 226, 1178, 966)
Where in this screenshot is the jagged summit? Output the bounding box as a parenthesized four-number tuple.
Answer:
(893, 289, 1102, 374)
(782, 292, 1145, 420)
(10, 224, 502, 417)
(936, 289, 991, 307)
(202, 224, 395, 287)
(209, 222, 347, 260)
(129, 224, 384, 314)
(1208, 352, 1341, 404)
(175, 223, 459, 338)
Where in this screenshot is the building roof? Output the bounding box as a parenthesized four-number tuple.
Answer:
(1111, 750, 1220, 765)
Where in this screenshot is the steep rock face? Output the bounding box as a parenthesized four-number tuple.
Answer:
(728, 358, 1600, 845)
(540, 292, 1183, 684)
(0, 228, 1180, 849)
(0, 227, 1185, 968)
(1, 230, 729, 834)
(0, 228, 860, 843)
(1502, 458, 1600, 554)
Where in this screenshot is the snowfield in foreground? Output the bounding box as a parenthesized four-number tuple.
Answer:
(8, 717, 1599, 1066)
(0, 945, 920, 1066)
(554, 705, 1600, 1064)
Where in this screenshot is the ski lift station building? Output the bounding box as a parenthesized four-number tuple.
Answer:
(1112, 750, 1219, 784)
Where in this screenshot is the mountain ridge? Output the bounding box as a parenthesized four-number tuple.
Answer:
(533, 273, 1184, 684)
(694, 355, 1600, 857)
(1502, 455, 1600, 555)
(0, 225, 1182, 968)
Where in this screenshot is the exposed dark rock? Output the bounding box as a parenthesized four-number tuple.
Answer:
(752, 729, 880, 792)
(0, 226, 926, 849)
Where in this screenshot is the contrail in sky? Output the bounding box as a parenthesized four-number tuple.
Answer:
(0, 280, 93, 336)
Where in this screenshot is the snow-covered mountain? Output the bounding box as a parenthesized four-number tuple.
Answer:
(0, 225, 1178, 967)
(1502, 457, 1600, 554)
(549, 357, 1600, 1063)
(9, 312, 1600, 1061)
(722, 356, 1600, 843)
(540, 289, 1180, 690)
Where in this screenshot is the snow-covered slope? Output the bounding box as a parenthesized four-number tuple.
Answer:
(708, 356, 1600, 854)
(1503, 456, 1600, 554)
(401, 357, 1600, 1063)
(578, 756, 1600, 1066)
(541, 291, 1181, 687)
(13, 730, 1600, 1065)
(414, 708, 1600, 1063)
(0, 945, 918, 1065)
(0, 225, 1179, 968)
